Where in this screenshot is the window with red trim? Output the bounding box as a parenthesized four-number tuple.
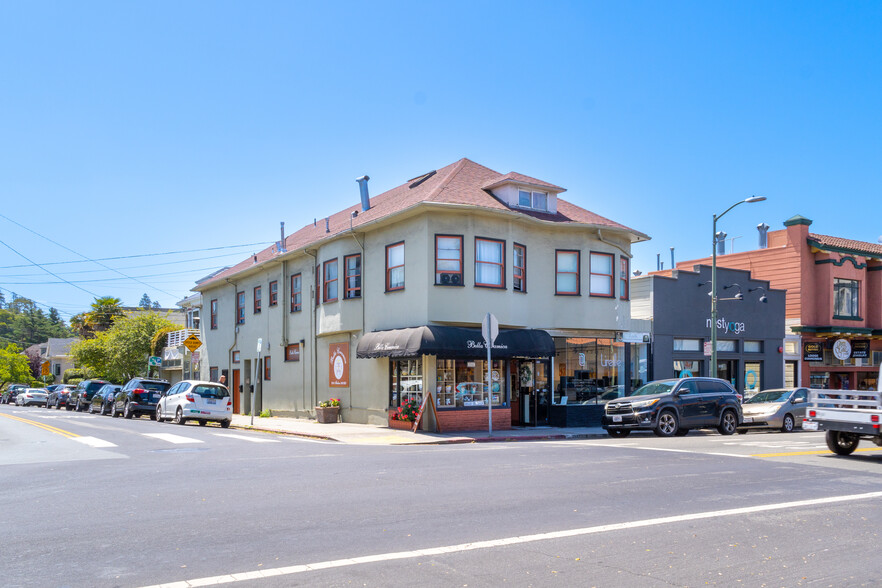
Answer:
(344, 254, 361, 299)
(263, 356, 271, 381)
(323, 259, 338, 302)
(236, 292, 245, 324)
(269, 281, 278, 306)
(513, 243, 526, 292)
(386, 242, 404, 291)
(290, 273, 302, 312)
(619, 257, 630, 300)
(589, 252, 614, 297)
(555, 250, 580, 295)
(475, 238, 504, 288)
(210, 299, 218, 329)
(435, 235, 463, 285)
(253, 286, 262, 313)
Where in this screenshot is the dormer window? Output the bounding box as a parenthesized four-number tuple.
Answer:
(518, 188, 548, 211)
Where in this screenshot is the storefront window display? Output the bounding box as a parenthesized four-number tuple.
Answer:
(674, 360, 702, 378)
(744, 361, 762, 395)
(553, 338, 639, 404)
(390, 359, 422, 408)
(436, 359, 505, 408)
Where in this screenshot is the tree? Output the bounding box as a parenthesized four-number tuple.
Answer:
(72, 311, 177, 382)
(86, 296, 123, 332)
(0, 297, 72, 348)
(0, 344, 32, 388)
(139, 293, 152, 309)
(25, 347, 42, 379)
(152, 300, 161, 309)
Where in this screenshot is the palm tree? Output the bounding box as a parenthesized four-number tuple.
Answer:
(86, 296, 123, 332)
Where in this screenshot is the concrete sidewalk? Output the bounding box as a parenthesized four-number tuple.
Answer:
(230, 414, 607, 445)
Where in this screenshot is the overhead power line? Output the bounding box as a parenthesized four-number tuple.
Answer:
(0, 238, 100, 298)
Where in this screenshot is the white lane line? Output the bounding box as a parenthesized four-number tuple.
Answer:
(142, 433, 204, 445)
(212, 433, 280, 443)
(73, 436, 117, 448)
(139, 490, 882, 588)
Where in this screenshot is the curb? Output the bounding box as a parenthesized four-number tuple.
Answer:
(230, 423, 339, 442)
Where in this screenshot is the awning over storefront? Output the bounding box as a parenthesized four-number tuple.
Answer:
(356, 325, 555, 359)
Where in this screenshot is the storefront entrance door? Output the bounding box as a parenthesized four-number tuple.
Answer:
(511, 360, 549, 427)
(716, 360, 738, 390)
(232, 369, 240, 414)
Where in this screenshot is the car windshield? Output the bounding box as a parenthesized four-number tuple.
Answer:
(193, 385, 229, 399)
(746, 390, 792, 404)
(629, 380, 677, 397)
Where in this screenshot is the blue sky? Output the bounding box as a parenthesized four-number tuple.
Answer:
(1, 1, 880, 320)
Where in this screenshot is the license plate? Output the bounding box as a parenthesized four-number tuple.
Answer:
(612, 415, 622, 423)
(802, 421, 819, 431)
(152, 394, 159, 401)
(742, 417, 753, 423)
(207, 399, 216, 405)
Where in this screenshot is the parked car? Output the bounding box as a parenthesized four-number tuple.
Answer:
(737, 388, 809, 433)
(1, 384, 28, 404)
(15, 388, 49, 406)
(112, 377, 170, 419)
(89, 384, 121, 415)
(156, 380, 232, 427)
(47, 384, 76, 409)
(69, 380, 111, 411)
(602, 377, 743, 438)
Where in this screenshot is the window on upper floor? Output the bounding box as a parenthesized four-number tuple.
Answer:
(235, 292, 245, 324)
(386, 242, 404, 291)
(834, 278, 860, 319)
(269, 281, 278, 306)
(475, 238, 505, 288)
(253, 286, 262, 313)
(589, 252, 614, 297)
(344, 254, 361, 299)
(323, 259, 338, 303)
(435, 235, 463, 285)
(210, 299, 218, 330)
(290, 273, 302, 312)
(619, 257, 630, 300)
(555, 250, 580, 295)
(518, 188, 548, 211)
(513, 243, 526, 292)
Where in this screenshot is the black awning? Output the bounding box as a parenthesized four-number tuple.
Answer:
(356, 325, 555, 359)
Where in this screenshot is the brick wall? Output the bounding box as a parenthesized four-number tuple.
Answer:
(436, 408, 511, 432)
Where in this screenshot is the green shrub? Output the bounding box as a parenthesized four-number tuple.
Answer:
(63, 368, 85, 384)
(259, 409, 272, 418)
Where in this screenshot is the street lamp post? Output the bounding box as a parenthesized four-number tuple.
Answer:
(711, 196, 766, 378)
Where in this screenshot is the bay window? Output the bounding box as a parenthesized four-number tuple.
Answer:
(475, 238, 504, 288)
(555, 250, 580, 295)
(344, 254, 361, 299)
(386, 242, 405, 291)
(513, 243, 526, 292)
(435, 235, 463, 285)
(589, 252, 614, 297)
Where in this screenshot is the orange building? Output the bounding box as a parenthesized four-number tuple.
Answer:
(672, 215, 882, 390)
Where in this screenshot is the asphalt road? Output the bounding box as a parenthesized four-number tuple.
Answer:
(2, 404, 881, 588)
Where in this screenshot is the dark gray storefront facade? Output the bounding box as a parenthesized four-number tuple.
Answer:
(632, 265, 785, 396)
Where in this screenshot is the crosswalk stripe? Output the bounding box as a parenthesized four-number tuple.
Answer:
(73, 436, 118, 448)
(142, 433, 204, 444)
(212, 433, 280, 443)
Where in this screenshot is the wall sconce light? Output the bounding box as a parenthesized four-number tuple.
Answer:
(748, 286, 769, 303)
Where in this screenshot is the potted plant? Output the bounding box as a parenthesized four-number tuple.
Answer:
(316, 398, 341, 423)
(388, 397, 420, 430)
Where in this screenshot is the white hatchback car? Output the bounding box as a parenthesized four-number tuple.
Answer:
(156, 380, 232, 427)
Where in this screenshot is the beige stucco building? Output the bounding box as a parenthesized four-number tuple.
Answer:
(194, 159, 649, 431)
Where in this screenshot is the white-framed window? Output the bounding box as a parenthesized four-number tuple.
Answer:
(589, 252, 614, 297)
(475, 238, 504, 288)
(555, 250, 580, 295)
(518, 188, 548, 211)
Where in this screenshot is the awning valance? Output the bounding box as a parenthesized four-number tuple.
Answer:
(356, 325, 555, 360)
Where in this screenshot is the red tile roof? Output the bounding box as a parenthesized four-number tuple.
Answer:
(196, 158, 647, 289)
(808, 233, 882, 257)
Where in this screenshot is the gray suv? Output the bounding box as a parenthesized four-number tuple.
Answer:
(602, 377, 743, 438)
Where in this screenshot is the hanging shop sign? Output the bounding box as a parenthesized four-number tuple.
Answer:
(329, 342, 349, 388)
(851, 339, 870, 359)
(803, 342, 823, 362)
(832, 338, 852, 361)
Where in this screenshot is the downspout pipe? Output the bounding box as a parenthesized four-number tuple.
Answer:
(224, 278, 240, 410)
(304, 249, 318, 413)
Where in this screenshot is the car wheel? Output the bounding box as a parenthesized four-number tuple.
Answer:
(65, 403, 73, 411)
(607, 429, 630, 438)
(111, 403, 119, 418)
(781, 414, 795, 433)
(220, 419, 231, 429)
(124, 402, 134, 419)
(718, 410, 738, 435)
(826, 430, 860, 456)
(156, 406, 164, 423)
(675, 428, 690, 437)
(173, 407, 186, 425)
(654, 410, 679, 437)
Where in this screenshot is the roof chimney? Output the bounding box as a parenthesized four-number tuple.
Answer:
(278, 222, 287, 254)
(356, 175, 371, 211)
(670, 247, 675, 271)
(757, 222, 770, 249)
(716, 231, 727, 255)
(325, 217, 330, 233)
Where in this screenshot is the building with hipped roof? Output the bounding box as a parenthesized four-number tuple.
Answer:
(193, 158, 649, 431)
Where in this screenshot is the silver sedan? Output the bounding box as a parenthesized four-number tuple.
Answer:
(15, 388, 49, 406)
(738, 388, 809, 433)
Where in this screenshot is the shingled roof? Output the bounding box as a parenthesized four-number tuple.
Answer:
(196, 158, 647, 289)
(807, 233, 882, 258)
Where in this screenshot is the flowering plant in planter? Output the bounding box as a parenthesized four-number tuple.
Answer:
(318, 398, 340, 408)
(390, 397, 420, 422)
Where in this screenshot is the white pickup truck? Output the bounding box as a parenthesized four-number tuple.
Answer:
(803, 365, 882, 456)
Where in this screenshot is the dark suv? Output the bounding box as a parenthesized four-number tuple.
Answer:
(602, 377, 742, 438)
(69, 380, 111, 412)
(112, 378, 171, 419)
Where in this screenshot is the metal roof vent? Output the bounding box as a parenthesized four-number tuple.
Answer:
(356, 175, 371, 211)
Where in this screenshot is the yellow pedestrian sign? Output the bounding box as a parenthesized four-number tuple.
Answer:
(41, 361, 51, 376)
(183, 335, 202, 352)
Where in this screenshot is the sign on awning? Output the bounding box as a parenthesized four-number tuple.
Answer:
(356, 325, 555, 359)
